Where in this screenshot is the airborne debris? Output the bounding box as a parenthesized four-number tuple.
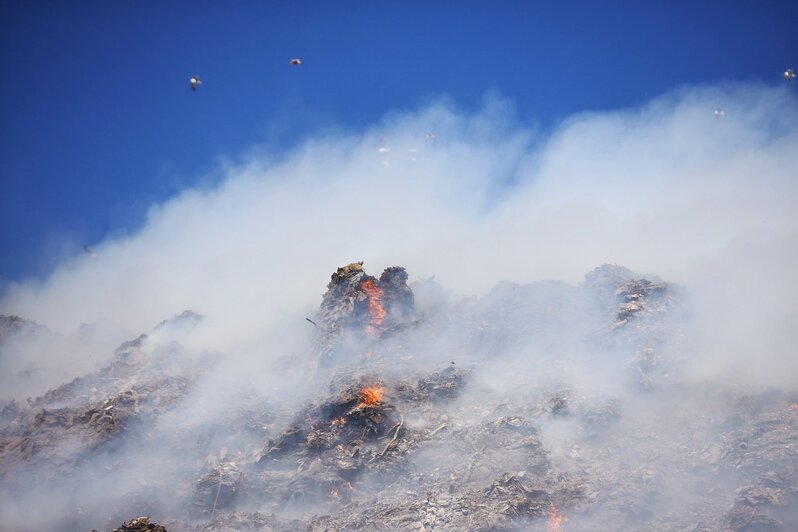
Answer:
(83, 244, 97, 258)
(189, 74, 202, 91)
(714, 107, 726, 118)
(785, 68, 796, 81)
(290, 58, 303, 66)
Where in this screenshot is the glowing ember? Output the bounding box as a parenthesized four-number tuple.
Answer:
(360, 278, 386, 335)
(547, 503, 566, 532)
(331, 416, 348, 427)
(357, 385, 384, 408)
(330, 482, 353, 499)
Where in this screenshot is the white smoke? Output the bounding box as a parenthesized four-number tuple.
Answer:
(1, 81, 797, 391)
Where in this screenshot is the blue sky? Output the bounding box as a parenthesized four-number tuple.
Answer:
(1, 1, 796, 283)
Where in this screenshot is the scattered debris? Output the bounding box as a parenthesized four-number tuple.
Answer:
(2, 264, 796, 531)
(110, 515, 167, 532)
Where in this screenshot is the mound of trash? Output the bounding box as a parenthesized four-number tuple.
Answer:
(1, 263, 796, 531)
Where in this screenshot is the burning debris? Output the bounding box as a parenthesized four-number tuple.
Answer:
(2, 263, 797, 530)
(355, 384, 384, 408)
(315, 262, 416, 368)
(548, 503, 567, 532)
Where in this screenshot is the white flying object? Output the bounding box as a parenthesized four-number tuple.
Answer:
(84, 244, 97, 258)
(714, 108, 725, 118)
(189, 75, 202, 91)
(290, 58, 303, 66)
(425, 132, 437, 142)
(377, 138, 391, 154)
(785, 68, 796, 81)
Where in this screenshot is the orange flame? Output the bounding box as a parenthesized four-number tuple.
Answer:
(548, 503, 566, 532)
(360, 278, 386, 335)
(357, 385, 384, 408)
(330, 482, 353, 499)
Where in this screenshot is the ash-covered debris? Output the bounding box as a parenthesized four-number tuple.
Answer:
(726, 475, 797, 532)
(2, 263, 797, 531)
(315, 262, 417, 368)
(379, 266, 415, 321)
(198, 511, 298, 531)
(613, 278, 669, 325)
(254, 368, 467, 499)
(193, 463, 244, 518)
(418, 366, 470, 401)
(320, 262, 416, 334)
(716, 391, 798, 531)
(0, 314, 207, 531)
(0, 375, 191, 479)
(582, 264, 683, 390)
(582, 264, 678, 331)
(154, 310, 203, 332)
(110, 515, 168, 532)
(0, 315, 44, 344)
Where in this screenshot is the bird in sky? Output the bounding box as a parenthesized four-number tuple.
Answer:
(83, 244, 97, 258)
(189, 75, 202, 91)
(785, 68, 796, 81)
(290, 58, 303, 66)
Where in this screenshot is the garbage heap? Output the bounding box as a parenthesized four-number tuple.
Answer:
(315, 262, 415, 367)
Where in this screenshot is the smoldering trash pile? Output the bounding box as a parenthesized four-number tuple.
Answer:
(1, 263, 797, 531)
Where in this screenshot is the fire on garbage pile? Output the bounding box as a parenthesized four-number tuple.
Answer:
(1, 263, 797, 531)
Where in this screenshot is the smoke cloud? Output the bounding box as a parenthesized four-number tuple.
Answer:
(1, 81, 797, 530)
(2, 81, 796, 388)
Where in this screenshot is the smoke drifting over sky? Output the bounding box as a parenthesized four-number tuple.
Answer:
(1, 81, 797, 391)
(1, 81, 798, 532)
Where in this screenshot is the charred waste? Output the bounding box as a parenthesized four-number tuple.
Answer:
(1, 263, 797, 531)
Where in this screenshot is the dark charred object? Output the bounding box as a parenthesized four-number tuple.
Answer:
(110, 516, 167, 532)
